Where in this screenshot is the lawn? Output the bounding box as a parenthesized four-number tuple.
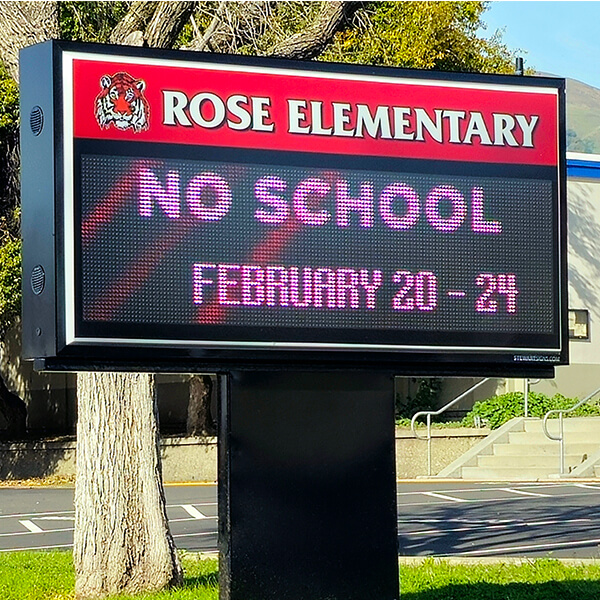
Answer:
(1, 552, 600, 599)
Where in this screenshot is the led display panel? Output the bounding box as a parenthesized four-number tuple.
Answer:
(20, 41, 567, 373)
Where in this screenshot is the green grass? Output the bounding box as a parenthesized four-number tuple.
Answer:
(401, 558, 600, 599)
(2, 552, 600, 599)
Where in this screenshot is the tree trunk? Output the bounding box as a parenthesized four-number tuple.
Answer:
(74, 372, 182, 599)
(0, 1, 59, 82)
(0, 373, 26, 439)
(187, 374, 215, 436)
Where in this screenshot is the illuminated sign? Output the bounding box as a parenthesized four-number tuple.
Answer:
(21, 41, 567, 374)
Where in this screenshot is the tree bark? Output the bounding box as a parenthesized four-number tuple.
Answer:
(187, 374, 215, 436)
(0, 1, 59, 82)
(74, 373, 182, 599)
(108, 1, 157, 45)
(145, 1, 196, 49)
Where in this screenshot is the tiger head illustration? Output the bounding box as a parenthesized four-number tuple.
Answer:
(95, 72, 150, 133)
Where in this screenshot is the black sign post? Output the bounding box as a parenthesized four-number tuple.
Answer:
(218, 371, 399, 600)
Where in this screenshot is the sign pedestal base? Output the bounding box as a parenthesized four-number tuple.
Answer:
(218, 371, 399, 600)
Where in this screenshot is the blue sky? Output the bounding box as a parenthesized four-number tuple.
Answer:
(480, 1, 600, 88)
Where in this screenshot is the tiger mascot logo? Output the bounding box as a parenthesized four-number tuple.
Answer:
(95, 72, 150, 133)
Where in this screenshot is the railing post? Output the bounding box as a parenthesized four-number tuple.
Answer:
(524, 379, 529, 418)
(559, 412, 565, 476)
(411, 378, 492, 477)
(427, 413, 432, 477)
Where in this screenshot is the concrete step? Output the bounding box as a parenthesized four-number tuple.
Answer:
(493, 442, 596, 456)
(506, 431, 600, 445)
(462, 466, 559, 480)
(477, 454, 584, 469)
(523, 417, 600, 434)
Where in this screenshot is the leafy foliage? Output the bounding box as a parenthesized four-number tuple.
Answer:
(462, 391, 600, 429)
(322, 1, 516, 73)
(0, 236, 21, 336)
(0, 64, 18, 138)
(0, 61, 19, 234)
(395, 378, 443, 420)
(59, 1, 130, 43)
(0, 60, 20, 338)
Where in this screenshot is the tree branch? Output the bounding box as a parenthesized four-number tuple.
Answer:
(145, 1, 196, 49)
(185, 1, 227, 52)
(109, 1, 157, 45)
(188, 1, 274, 54)
(267, 0, 362, 60)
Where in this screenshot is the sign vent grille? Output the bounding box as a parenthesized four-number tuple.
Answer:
(31, 265, 45, 295)
(30, 106, 44, 136)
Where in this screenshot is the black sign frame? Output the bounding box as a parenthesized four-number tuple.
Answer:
(20, 40, 568, 375)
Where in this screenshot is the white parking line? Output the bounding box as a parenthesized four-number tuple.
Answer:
(396, 482, 570, 497)
(500, 487, 552, 498)
(181, 505, 207, 519)
(405, 517, 593, 536)
(457, 537, 600, 555)
(422, 492, 468, 503)
(0, 510, 74, 520)
(19, 520, 43, 534)
(573, 483, 600, 491)
(0, 527, 73, 538)
(172, 531, 218, 539)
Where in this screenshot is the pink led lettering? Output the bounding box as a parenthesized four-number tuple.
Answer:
(289, 267, 313, 307)
(293, 178, 331, 226)
(192, 263, 388, 311)
(475, 273, 519, 313)
(415, 271, 437, 312)
(265, 266, 290, 306)
(475, 273, 498, 313)
(138, 168, 181, 218)
(241, 265, 265, 306)
(379, 183, 420, 230)
(392, 271, 414, 311)
(359, 269, 383, 309)
(393, 270, 439, 311)
(471, 187, 502, 234)
(425, 185, 467, 232)
(187, 172, 232, 221)
(254, 176, 289, 225)
(313, 268, 337, 308)
(336, 268, 360, 309)
(336, 181, 375, 228)
(217, 264, 241, 305)
(497, 273, 518, 313)
(192, 263, 216, 304)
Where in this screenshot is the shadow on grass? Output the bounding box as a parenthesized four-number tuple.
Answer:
(400, 580, 600, 600)
(183, 571, 219, 589)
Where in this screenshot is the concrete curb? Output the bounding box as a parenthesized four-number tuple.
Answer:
(185, 552, 600, 566)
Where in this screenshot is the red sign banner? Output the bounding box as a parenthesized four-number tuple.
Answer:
(70, 57, 559, 166)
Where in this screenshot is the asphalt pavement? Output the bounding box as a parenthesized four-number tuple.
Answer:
(1, 481, 599, 558)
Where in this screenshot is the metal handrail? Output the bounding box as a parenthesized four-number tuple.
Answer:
(411, 378, 490, 476)
(542, 385, 600, 475)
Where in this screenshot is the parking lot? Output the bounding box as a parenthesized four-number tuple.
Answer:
(1, 481, 599, 557)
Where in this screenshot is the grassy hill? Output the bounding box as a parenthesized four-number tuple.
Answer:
(562, 77, 600, 154)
